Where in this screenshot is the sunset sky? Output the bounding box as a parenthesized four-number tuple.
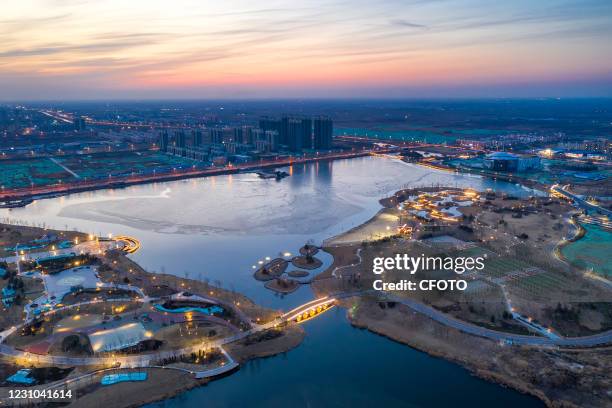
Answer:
(1, 0, 611, 99)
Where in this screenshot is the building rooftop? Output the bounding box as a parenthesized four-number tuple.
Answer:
(89, 322, 150, 352)
(485, 152, 519, 160)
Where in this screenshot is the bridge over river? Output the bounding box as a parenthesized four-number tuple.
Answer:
(1, 290, 611, 371)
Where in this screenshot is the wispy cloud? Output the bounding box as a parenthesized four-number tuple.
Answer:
(0, 38, 161, 58)
(0, 0, 611, 99)
(390, 19, 427, 29)
(0, 12, 71, 26)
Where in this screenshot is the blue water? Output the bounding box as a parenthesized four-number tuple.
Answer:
(147, 311, 542, 408)
(102, 372, 147, 385)
(2, 157, 539, 309)
(1, 156, 544, 406)
(154, 304, 224, 315)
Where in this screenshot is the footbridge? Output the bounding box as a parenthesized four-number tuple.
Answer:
(113, 235, 141, 253)
(281, 297, 337, 323)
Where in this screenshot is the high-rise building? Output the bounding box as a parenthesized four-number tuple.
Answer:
(219, 127, 235, 144)
(175, 130, 186, 149)
(255, 139, 270, 152)
(193, 130, 203, 147)
(258, 115, 320, 151)
(265, 130, 279, 151)
(252, 128, 264, 140)
(301, 117, 312, 149)
(285, 117, 311, 151)
(74, 117, 86, 131)
(201, 129, 212, 144)
(210, 128, 223, 144)
(252, 128, 265, 151)
(241, 126, 254, 144)
(159, 131, 169, 152)
(225, 142, 236, 154)
(314, 117, 333, 150)
(286, 119, 302, 151)
(259, 117, 282, 140)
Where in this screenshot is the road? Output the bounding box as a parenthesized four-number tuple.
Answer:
(0, 240, 121, 264)
(331, 248, 362, 278)
(0, 149, 383, 203)
(0, 292, 324, 368)
(552, 184, 612, 217)
(381, 294, 612, 347)
(1, 288, 612, 374)
(0, 307, 275, 368)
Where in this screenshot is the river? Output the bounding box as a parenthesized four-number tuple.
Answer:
(1, 156, 543, 407)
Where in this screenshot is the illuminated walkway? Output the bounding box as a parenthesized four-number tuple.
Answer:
(381, 293, 612, 347)
(281, 297, 337, 323)
(0, 296, 334, 369)
(113, 235, 141, 254)
(0, 236, 138, 265)
(1, 290, 612, 374)
(551, 184, 612, 217)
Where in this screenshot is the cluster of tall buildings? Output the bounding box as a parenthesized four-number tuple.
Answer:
(259, 116, 333, 151)
(159, 115, 333, 163)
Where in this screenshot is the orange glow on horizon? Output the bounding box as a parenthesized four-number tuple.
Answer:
(1, 1, 610, 98)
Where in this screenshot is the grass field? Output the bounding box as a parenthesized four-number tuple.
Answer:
(0, 158, 75, 189)
(508, 271, 575, 297)
(0, 152, 199, 189)
(481, 256, 531, 279)
(55, 151, 198, 179)
(561, 224, 612, 277)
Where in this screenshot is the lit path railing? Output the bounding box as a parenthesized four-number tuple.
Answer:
(113, 235, 141, 254)
(281, 297, 337, 323)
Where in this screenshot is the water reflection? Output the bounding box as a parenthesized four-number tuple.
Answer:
(1, 156, 540, 309)
(2, 156, 545, 407)
(147, 310, 542, 408)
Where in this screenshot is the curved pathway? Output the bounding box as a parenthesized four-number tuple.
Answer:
(331, 248, 362, 278)
(1, 291, 611, 370)
(378, 293, 612, 347)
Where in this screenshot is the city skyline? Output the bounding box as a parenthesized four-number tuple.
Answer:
(2, 0, 612, 100)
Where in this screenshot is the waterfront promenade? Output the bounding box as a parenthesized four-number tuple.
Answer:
(0, 150, 380, 205)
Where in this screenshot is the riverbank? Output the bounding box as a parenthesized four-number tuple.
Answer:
(69, 324, 306, 408)
(0, 150, 374, 207)
(410, 159, 550, 192)
(2, 156, 605, 407)
(311, 185, 612, 408)
(0, 222, 307, 407)
(69, 368, 203, 408)
(346, 295, 612, 408)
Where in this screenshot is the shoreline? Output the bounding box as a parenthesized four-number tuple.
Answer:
(0, 221, 307, 407)
(312, 184, 612, 408)
(2, 176, 609, 406)
(345, 307, 552, 407)
(410, 159, 550, 192)
(73, 325, 306, 408)
(0, 150, 374, 208)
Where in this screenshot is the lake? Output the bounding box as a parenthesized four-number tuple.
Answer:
(1, 156, 543, 407)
